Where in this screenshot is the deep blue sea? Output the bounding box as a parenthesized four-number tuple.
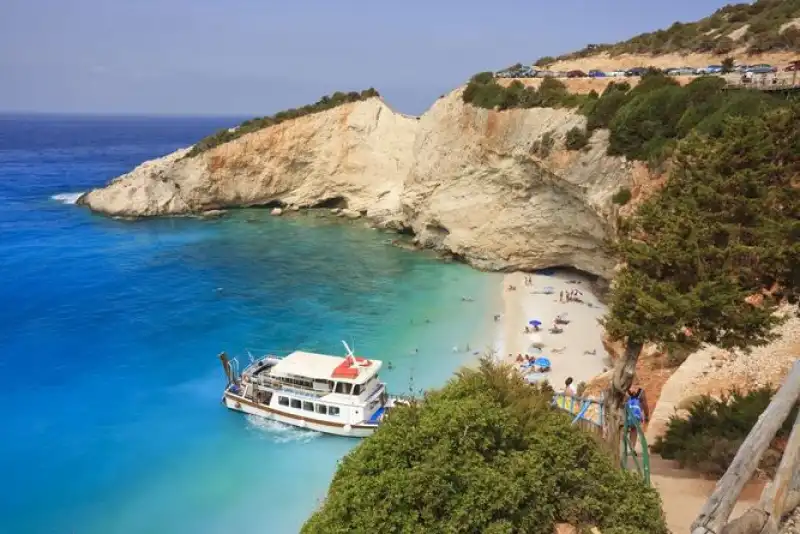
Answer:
(0, 115, 500, 534)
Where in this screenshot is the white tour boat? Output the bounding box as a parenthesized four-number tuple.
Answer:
(219, 342, 394, 437)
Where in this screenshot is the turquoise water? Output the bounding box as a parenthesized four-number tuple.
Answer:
(0, 115, 500, 533)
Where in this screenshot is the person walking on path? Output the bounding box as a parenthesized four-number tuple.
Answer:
(626, 386, 650, 452)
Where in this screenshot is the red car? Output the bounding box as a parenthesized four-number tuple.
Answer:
(567, 70, 587, 78)
(785, 63, 799, 72)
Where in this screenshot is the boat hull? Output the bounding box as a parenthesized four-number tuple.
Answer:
(222, 392, 377, 438)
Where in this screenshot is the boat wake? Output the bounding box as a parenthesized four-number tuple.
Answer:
(245, 415, 321, 444)
(51, 192, 84, 205)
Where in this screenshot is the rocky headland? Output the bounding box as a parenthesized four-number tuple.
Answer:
(78, 90, 647, 278)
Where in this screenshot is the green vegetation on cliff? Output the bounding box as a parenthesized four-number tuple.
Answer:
(185, 88, 380, 158)
(462, 73, 587, 110)
(302, 361, 668, 534)
(550, 0, 800, 59)
(463, 70, 789, 167)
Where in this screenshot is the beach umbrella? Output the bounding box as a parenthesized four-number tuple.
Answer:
(534, 357, 551, 368)
(529, 319, 542, 326)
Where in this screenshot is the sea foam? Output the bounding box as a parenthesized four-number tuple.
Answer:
(51, 192, 84, 204)
(245, 415, 321, 444)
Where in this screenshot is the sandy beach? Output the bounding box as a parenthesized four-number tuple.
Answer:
(497, 271, 610, 391)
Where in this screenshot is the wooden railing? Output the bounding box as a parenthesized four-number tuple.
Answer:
(691, 360, 800, 534)
(552, 393, 650, 485)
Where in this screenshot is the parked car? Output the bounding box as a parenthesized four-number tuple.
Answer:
(734, 65, 750, 73)
(785, 63, 799, 72)
(699, 65, 723, 74)
(567, 70, 587, 78)
(667, 67, 697, 75)
(588, 69, 606, 78)
(625, 67, 649, 76)
(747, 64, 777, 74)
(607, 70, 627, 77)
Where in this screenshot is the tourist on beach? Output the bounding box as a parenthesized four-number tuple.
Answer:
(559, 290, 564, 302)
(564, 377, 577, 397)
(626, 387, 650, 451)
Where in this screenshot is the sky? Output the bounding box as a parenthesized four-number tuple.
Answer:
(1, 0, 736, 116)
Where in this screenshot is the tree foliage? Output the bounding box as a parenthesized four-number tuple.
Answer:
(303, 360, 668, 534)
(601, 102, 799, 458)
(604, 104, 800, 350)
(185, 88, 380, 158)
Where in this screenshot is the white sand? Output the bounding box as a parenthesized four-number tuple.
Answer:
(498, 271, 610, 390)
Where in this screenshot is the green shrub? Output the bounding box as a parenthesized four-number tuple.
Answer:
(652, 387, 799, 477)
(585, 83, 630, 131)
(611, 187, 632, 205)
(531, 130, 555, 158)
(608, 84, 688, 160)
(534, 55, 556, 67)
(463, 74, 587, 112)
(303, 360, 667, 534)
(565, 126, 590, 151)
(185, 88, 380, 158)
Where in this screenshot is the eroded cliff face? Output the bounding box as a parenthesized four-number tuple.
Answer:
(79, 91, 640, 277)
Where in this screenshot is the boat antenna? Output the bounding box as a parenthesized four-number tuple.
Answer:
(341, 340, 355, 358)
(247, 350, 255, 364)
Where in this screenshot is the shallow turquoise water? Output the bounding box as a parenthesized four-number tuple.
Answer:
(0, 116, 500, 534)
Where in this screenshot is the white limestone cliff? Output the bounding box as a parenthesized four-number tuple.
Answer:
(79, 91, 639, 278)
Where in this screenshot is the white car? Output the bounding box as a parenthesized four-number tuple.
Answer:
(607, 70, 627, 77)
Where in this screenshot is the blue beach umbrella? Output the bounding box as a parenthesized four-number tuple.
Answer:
(534, 357, 551, 368)
(529, 319, 542, 326)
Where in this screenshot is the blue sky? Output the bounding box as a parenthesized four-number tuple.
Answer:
(1, 0, 734, 116)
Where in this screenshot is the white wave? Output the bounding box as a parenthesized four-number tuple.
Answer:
(245, 415, 321, 444)
(51, 192, 84, 205)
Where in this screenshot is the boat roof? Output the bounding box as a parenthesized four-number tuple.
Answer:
(270, 351, 382, 384)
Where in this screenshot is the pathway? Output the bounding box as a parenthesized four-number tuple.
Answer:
(649, 455, 763, 533)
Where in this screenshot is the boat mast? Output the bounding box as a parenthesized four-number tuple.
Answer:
(218, 352, 239, 387)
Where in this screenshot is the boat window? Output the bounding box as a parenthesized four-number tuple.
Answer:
(303, 401, 314, 412)
(290, 398, 301, 409)
(313, 380, 332, 392)
(352, 384, 362, 395)
(329, 406, 340, 416)
(315, 404, 328, 415)
(335, 382, 353, 395)
(278, 396, 289, 406)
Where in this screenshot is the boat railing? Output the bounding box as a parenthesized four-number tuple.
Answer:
(250, 376, 332, 399)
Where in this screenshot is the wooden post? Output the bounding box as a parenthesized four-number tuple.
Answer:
(721, 406, 800, 534)
(763, 407, 800, 520)
(691, 361, 800, 534)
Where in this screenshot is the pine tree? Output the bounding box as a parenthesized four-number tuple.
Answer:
(602, 104, 800, 458)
